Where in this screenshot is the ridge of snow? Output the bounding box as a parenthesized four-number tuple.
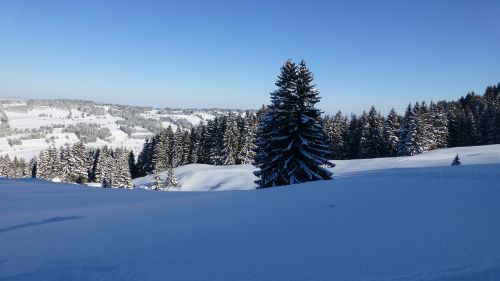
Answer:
(133, 144, 500, 191)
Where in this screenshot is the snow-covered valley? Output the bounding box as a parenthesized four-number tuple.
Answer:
(1, 145, 500, 281)
(0, 99, 223, 159)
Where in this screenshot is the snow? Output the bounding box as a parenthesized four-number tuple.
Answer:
(5, 108, 70, 130)
(0, 101, 218, 160)
(134, 164, 258, 191)
(1, 145, 500, 280)
(133, 144, 500, 191)
(141, 109, 216, 128)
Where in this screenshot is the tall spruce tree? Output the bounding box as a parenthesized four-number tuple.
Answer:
(324, 111, 349, 159)
(430, 102, 449, 149)
(128, 150, 139, 179)
(254, 60, 333, 188)
(414, 102, 435, 153)
(383, 108, 401, 156)
(70, 142, 89, 183)
(113, 148, 133, 188)
(398, 104, 419, 156)
(238, 112, 258, 164)
(222, 112, 240, 165)
(358, 106, 385, 158)
(208, 117, 224, 165)
(346, 114, 362, 159)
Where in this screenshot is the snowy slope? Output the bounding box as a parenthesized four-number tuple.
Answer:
(133, 144, 500, 191)
(1, 162, 500, 281)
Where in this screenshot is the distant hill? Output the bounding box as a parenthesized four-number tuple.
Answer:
(0, 98, 251, 159)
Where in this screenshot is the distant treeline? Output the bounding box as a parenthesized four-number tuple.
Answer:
(323, 84, 500, 159)
(0, 83, 498, 188)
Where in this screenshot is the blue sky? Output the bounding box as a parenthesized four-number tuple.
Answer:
(1, 0, 499, 115)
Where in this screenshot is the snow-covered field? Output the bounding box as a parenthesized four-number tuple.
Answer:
(0, 99, 218, 159)
(1, 145, 500, 280)
(133, 144, 500, 191)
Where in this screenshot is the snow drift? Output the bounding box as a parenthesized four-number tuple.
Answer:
(133, 144, 500, 191)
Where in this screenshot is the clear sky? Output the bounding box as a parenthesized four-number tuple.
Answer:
(1, 0, 499, 115)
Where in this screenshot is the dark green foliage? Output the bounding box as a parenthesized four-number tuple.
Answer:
(253, 60, 333, 188)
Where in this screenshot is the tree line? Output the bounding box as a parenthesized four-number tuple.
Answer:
(323, 84, 500, 159)
(0, 61, 498, 188)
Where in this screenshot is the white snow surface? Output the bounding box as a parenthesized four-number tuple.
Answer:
(133, 144, 500, 191)
(133, 164, 258, 191)
(1, 145, 500, 281)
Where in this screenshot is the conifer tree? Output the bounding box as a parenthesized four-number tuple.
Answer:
(166, 165, 178, 190)
(358, 106, 385, 158)
(430, 102, 449, 149)
(324, 111, 349, 159)
(60, 144, 72, 182)
(29, 157, 37, 178)
(208, 117, 224, 165)
(383, 108, 401, 156)
(346, 114, 362, 159)
(254, 60, 333, 188)
(398, 104, 419, 156)
(128, 150, 139, 179)
(152, 131, 168, 173)
(174, 127, 184, 167)
(71, 142, 89, 183)
(36, 149, 50, 179)
(151, 172, 164, 191)
(238, 111, 258, 164)
(95, 146, 114, 187)
(222, 112, 240, 165)
(187, 127, 200, 164)
(136, 138, 153, 176)
(414, 102, 435, 153)
(113, 148, 133, 188)
(181, 130, 191, 165)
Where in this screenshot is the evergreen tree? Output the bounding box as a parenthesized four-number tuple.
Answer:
(128, 150, 139, 179)
(152, 131, 168, 173)
(430, 102, 449, 149)
(187, 127, 199, 164)
(383, 108, 401, 156)
(398, 104, 419, 156)
(222, 112, 240, 165)
(208, 117, 224, 165)
(166, 165, 178, 190)
(95, 146, 114, 187)
(324, 111, 349, 159)
(358, 106, 385, 158)
(88, 148, 100, 182)
(60, 144, 72, 182)
(36, 149, 50, 179)
(254, 60, 333, 188)
(346, 114, 362, 159)
(29, 157, 37, 178)
(181, 130, 191, 166)
(151, 172, 164, 191)
(238, 111, 258, 164)
(414, 102, 435, 153)
(198, 123, 211, 164)
(112, 148, 133, 188)
(173, 127, 184, 167)
(136, 138, 153, 176)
